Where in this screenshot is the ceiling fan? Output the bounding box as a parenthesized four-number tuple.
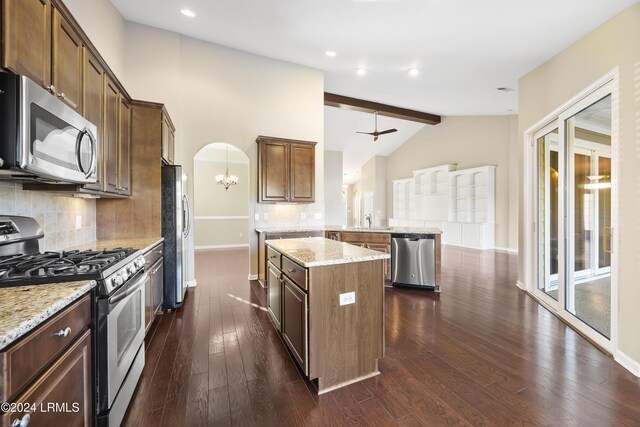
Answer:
(357, 111, 397, 141)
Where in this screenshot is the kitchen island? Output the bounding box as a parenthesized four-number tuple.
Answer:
(265, 237, 389, 393)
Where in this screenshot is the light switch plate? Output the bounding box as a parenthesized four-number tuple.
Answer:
(339, 291, 355, 306)
(263, 213, 269, 220)
(255, 213, 260, 221)
(75, 215, 82, 230)
(301, 212, 306, 220)
(314, 212, 322, 220)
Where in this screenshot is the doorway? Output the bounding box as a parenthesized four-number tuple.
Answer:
(530, 77, 616, 350)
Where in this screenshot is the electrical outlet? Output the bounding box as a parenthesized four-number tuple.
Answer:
(339, 292, 355, 306)
(75, 215, 82, 230)
(263, 213, 269, 220)
(300, 212, 306, 220)
(314, 212, 322, 220)
(238, 232, 243, 238)
(254, 213, 260, 221)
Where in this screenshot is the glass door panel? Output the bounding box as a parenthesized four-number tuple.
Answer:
(535, 127, 559, 301)
(565, 94, 611, 339)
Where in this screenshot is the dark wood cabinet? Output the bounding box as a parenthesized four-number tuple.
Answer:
(0, 295, 93, 427)
(52, 7, 83, 113)
(329, 231, 392, 281)
(82, 48, 105, 192)
(267, 262, 282, 331)
(118, 98, 131, 195)
(257, 136, 316, 203)
(2, 0, 52, 87)
(257, 230, 323, 286)
(282, 275, 308, 374)
(161, 113, 176, 165)
(104, 77, 119, 193)
(146, 257, 163, 332)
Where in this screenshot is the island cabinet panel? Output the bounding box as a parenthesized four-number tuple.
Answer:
(282, 276, 308, 374)
(308, 260, 384, 391)
(257, 230, 323, 286)
(331, 231, 392, 281)
(2, 0, 51, 87)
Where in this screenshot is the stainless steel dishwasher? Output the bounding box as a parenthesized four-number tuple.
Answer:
(391, 234, 436, 289)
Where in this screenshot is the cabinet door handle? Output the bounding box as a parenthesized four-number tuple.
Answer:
(45, 84, 56, 94)
(287, 268, 295, 274)
(57, 93, 78, 109)
(11, 413, 30, 427)
(54, 327, 71, 338)
(269, 255, 277, 260)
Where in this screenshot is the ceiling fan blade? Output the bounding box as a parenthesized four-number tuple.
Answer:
(377, 128, 398, 135)
(356, 131, 375, 135)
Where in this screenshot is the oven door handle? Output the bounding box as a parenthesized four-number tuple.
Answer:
(109, 272, 147, 305)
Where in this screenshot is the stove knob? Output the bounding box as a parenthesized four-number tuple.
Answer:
(137, 258, 145, 268)
(127, 265, 135, 275)
(114, 274, 124, 286)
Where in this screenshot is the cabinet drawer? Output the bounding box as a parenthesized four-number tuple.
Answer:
(340, 232, 390, 244)
(282, 256, 307, 291)
(267, 247, 281, 269)
(0, 294, 91, 403)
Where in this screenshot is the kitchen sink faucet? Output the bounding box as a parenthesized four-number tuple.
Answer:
(365, 213, 372, 228)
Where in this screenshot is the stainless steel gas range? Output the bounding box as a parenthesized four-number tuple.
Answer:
(0, 216, 147, 427)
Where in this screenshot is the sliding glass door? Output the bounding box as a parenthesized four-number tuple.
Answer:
(534, 84, 614, 345)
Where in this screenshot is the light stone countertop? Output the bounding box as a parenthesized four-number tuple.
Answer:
(266, 237, 390, 268)
(256, 226, 442, 235)
(66, 237, 164, 254)
(0, 280, 96, 351)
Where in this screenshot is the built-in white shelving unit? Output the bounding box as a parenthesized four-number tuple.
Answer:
(390, 164, 496, 249)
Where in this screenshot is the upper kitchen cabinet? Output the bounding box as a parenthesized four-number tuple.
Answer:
(257, 136, 316, 203)
(161, 112, 176, 164)
(2, 0, 84, 113)
(103, 78, 131, 196)
(51, 7, 83, 113)
(82, 49, 105, 192)
(2, 0, 52, 87)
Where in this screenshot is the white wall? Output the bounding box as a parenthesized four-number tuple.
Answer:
(385, 116, 516, 250)
(324, 150, 345, 226)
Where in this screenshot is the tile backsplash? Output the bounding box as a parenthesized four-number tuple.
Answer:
(0, 182, 96, 251)
(253, 202, 325, 228)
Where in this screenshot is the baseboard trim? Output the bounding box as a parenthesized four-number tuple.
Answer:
(195, 244, 249, 251)
(185, 280, 197, 288)
(515, 280, 526, 290)
(615, 350, 640, 377)
(494, 246, 518, 254)
(248, 274, 258, 281)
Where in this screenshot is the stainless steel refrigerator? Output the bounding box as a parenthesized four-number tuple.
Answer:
(161, 165, 191, 309)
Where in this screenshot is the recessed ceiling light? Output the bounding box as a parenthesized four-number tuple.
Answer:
(356, 68, 366, 76)
(180, 9, 196, 17)
(325, 51, 337, 57)
(409, 68, 419, 76)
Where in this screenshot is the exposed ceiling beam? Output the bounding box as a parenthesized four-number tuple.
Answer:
(324, 93, 441, 125)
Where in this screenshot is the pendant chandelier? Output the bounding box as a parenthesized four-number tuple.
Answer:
(215, 144, 239, 190)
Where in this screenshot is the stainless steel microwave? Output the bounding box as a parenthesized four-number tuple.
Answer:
(0, 73, 97, 184)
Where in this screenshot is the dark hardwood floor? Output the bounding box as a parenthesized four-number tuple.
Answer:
(122, 246, 640, 426)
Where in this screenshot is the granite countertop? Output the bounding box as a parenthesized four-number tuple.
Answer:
(0, 280, 96, 351)
(256, 226, 442, 235)
(67, 237, 164, 254)
(266, 237, 390, 268)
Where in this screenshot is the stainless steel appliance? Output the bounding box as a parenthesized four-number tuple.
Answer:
(391, 234, 436, 289)
(0, 73, 98, 184)
(161, 165, 190, 310)
(0, 215, 147, 427)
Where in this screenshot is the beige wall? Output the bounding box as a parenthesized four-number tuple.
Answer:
(0, 182, 96, 251)
(60, 4, 325, 279)
(518, 4, 640, 365)
(193, 158, 249, 248)
(324, 150, 345, 226)
(386, 116, 517, 250)
(358, 156, 387, 226)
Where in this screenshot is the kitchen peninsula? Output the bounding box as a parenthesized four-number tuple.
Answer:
(265, 237, 388, 393)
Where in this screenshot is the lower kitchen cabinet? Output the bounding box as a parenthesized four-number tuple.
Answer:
(144, 243, 164, 332)
(329, 231, 392, 281)
(267, 262, 282, 330)
(282, 275, 308, 374)
(0, 294, 93, 427)
(257, 230, 323, 286)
